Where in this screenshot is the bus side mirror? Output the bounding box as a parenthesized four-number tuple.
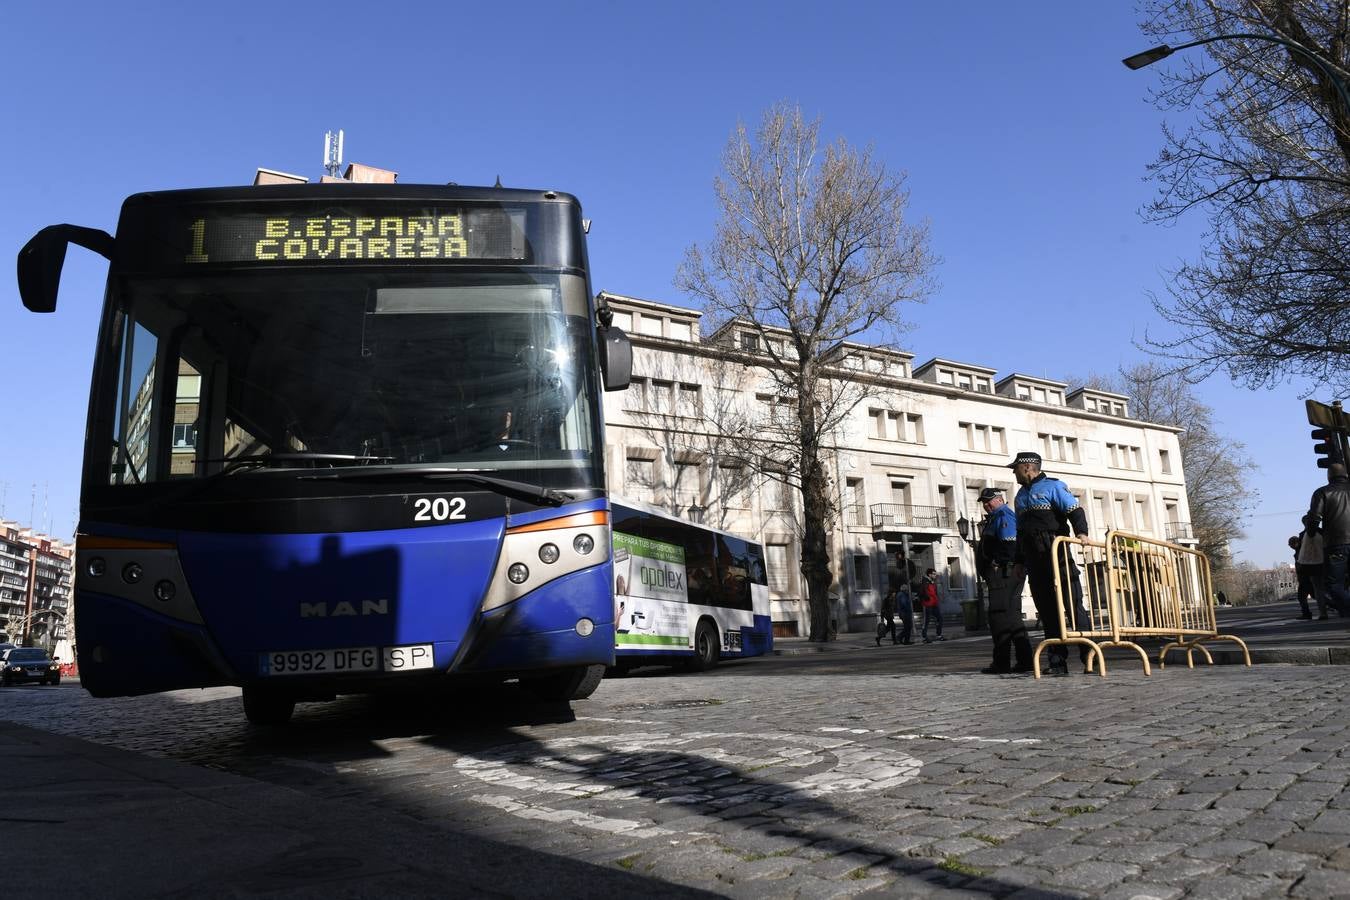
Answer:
(598, 326, 632, 392)
(17, 224, 114, 313)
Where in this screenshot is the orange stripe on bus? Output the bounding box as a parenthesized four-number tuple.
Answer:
(77, 535, 177, 551)
(505, 511, 608, 535)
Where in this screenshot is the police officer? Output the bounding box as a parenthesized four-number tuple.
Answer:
(1010, 451, 1090, 676)
(975, 487, 1033, 673)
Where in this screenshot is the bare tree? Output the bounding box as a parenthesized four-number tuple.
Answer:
(677, 103, 937, 640)
(1074, 362, 1258, 564)
(1135, 1, 1350, 394)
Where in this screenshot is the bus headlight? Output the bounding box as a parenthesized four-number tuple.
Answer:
(573, 534, 594, 555)
(122, 563, 143, 584)
(154, 580, 177, 602)
(538, 543, 560, 564)
(507, 563, 530, 584)
(87, 557, 107, 577)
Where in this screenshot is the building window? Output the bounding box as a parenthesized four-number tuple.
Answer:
(739, 331, 759, 352)
(676, 383, 701, 418)
(625, 456, 658, 502)
(669, 321, 692, 342)
(1159, 449, 1172, 475)
(1106, 443, 1144, 471)
(852, 555, 872, 591)
(718, 464, 750, 509)
(1037, 432, 1079, 464)
(937, 369, 955, 385)
(869, 409, 923, 443)
(172, 423, 197, 448)
(766, 543, 792, 593)
(844, 477, 866, 526)
(960, 422, 1006, 454)
(1016, 385, 1031, 401)
(1134, 497, 1152, 532)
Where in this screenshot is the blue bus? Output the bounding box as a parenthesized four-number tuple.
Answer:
(611, 499, 772, 671)
(18, 183, 632, 724)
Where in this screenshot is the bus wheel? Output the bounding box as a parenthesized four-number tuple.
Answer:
(686, 620, 720, 672)
(526, 664, 605, 702)
(242, 686, 296, 726)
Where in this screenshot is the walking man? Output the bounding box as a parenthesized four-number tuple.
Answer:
(975, 487, 1032, 673)
(918, 568, 945, 643)
(1294, 514, 1327, 619)
(1307, 463, 1350, 618)
(889, 550, 915, 644)
(876, 587, 897, 646)
(1010, 451, 1090, 676)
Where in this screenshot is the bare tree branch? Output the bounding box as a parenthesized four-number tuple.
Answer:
(677, 102, 938, 640)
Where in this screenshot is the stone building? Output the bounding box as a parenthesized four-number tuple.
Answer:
(599, 292, 1193, 637)
(0, 521, 73, 649)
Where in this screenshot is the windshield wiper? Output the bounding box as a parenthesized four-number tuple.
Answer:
(209, 453, 394, 476)
(297, 466, 574, 506)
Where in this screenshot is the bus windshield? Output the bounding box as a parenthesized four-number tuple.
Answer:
(102, 269, 603, 494)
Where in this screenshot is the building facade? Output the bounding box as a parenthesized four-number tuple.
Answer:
(599, 293, 1194, 636)
(0, 521, 73, 650)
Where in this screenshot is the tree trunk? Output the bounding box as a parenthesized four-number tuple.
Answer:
(800, 449, 834, 642)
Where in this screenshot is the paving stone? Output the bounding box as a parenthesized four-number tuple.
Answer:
(1097, 882, 1183, 900)
(1288, 867, 1350, 898)
(1231, 848, 1323, 877)
(1041, 861, 1143, 892)
(1095, 842, 1186, 865)
(1310, 809, 1350, 834)
(1273, 830, 1350, 855)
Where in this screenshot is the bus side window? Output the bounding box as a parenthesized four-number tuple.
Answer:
(717, 535, 754, 611)
(682, 529, 717, 607)
(110, 318, 160, 485)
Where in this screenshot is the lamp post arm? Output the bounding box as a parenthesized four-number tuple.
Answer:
(1126, 32, 1350, 117)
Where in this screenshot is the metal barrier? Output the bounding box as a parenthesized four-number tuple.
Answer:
(1036, 536, 1148, 678)
(1035, 532, 1250, 678)
(1107, 532, 1250, 670)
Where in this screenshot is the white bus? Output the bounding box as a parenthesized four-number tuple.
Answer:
(611, 499, 773, 671)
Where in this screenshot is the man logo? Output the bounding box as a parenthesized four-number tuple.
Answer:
(299, 599, 390, 618)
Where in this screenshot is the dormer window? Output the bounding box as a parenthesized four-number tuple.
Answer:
(740, 331, 759, 352)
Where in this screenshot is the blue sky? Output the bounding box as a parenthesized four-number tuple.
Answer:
(0, 1, 1325, 565)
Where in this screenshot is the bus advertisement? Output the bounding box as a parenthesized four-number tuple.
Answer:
(611, 499, 772, 671)
(17, 183, 633, 724)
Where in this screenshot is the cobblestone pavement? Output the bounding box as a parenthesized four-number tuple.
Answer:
(5, 663, 1350, 898)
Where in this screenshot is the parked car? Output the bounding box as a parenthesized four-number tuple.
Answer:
(1, 647, 60, 686)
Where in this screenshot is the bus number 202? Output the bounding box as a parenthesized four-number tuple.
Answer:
(413, 497, 467, 522)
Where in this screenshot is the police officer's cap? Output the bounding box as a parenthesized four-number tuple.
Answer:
(977, 487, 1003, 503)
(1007, 451, 1042, 468)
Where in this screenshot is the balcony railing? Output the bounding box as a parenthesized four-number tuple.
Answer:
(869, 503, 952, 532)
(1165, 521, 1194, 541)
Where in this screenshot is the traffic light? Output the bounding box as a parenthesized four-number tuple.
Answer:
(1312, 427, 1343, 468)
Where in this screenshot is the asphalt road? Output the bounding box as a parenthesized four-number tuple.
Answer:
(4, 614, 1350, 898)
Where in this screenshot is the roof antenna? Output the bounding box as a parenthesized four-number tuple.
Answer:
(323, 130, 345, 179)
(494, 174, 502, 188)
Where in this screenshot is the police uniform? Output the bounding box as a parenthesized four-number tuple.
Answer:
(1009, 452, 1090, 674)
(975, 488, 1032, 673)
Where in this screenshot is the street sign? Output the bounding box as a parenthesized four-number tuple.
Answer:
(1305, 398, 1348, 430)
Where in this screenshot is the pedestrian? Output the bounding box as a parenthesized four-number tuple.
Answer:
(975, 487, 1033, 673)
(895, 580, 914, 644)
(1009, 451, 1091, 676)
(918, 568, 945, 642)
(1306, 462, 1350, 618)
(1294, 514, 1327, 620)
(876, 586, 898, 646)
(1290, 535, 1314, 619)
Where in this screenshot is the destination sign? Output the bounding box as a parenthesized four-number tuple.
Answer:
(175, 207, 528, 265)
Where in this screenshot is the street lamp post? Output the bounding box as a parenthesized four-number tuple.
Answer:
(956, 515, 986, 631)
(1123, 32, 1350, 114)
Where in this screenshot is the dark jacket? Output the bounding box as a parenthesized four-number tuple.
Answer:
(1309, 476, 1350, 547)
(1013, 472, 1089, 561)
